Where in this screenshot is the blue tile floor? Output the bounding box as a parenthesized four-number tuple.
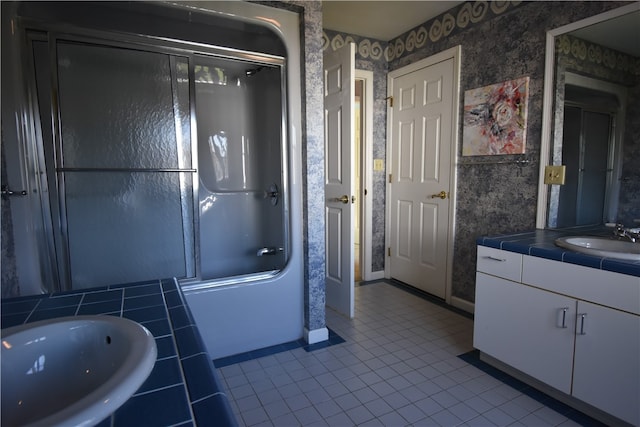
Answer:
(216, 280, 603, 426)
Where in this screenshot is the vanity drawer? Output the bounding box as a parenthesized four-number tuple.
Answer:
(477, 246, 523, 282)
(522, 255, 640, 315)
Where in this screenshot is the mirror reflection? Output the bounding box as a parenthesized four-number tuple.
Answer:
(546, 8, 639, 229)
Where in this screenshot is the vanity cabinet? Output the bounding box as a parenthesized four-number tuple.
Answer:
(474, 246, 640, 426)
(571, 300, 639, 425)
(474, 271, 575, 393)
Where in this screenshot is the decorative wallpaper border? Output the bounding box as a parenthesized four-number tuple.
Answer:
(386, 1, 522, 62)
(323, 1, 523, 62)
(557, 34, 640, 77)
(321, 31, 386, 61)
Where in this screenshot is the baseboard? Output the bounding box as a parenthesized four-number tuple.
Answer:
(304, 327, 328, 345)
(451, 295, 474, 314)
(364, 270, 385, 281)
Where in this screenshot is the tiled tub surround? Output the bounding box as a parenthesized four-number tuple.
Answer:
(476, 226, 640, 277)
(0, 279, 237, 427)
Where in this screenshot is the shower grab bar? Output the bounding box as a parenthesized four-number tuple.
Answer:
(56, 168, 197, 173)
(257, 247, 283, 256)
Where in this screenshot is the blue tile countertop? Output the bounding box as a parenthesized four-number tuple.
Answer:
(1, 278, 237, 427)
(477, 226, 640, 277)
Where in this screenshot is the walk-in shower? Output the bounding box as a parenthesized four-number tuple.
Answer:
(2, 1, 304, 358)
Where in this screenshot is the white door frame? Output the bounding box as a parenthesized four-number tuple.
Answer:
(384, 45, 461, 306)
(355, 69, 375, 282)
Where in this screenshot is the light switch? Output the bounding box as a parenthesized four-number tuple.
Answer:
(544, 165, 566, 185)
(374, 159, 384, 171)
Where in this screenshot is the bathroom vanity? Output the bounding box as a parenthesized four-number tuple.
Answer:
(0, 279, 237, 427)
(474, 229, 640, 426)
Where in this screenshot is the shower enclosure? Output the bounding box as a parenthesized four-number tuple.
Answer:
(11, 3, 289, 291)
(3, 2, 304, 358)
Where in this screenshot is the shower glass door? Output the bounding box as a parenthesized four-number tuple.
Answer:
(28, 29, 289, 292)
(43, 38, 195, 289)
(194, 55, 287, 280)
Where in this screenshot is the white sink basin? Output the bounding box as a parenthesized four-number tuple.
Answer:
(1, 315, 157, 427)
(555, 236, 640, 261)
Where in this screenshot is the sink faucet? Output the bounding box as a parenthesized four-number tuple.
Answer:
(612, 224, 639, 243)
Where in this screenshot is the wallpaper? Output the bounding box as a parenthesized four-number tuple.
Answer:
(325, 1, 630, 303)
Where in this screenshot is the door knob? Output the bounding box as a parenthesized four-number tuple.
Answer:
(337, 195, 355, 204)
(430, 191, 448, 200)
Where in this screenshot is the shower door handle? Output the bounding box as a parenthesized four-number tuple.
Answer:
(1, 185, 28, 198)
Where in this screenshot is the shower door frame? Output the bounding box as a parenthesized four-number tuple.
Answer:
(15, 19, 290, 293)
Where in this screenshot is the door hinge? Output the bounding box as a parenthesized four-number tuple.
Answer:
(388, 173, 392, 183)
(385, 96, 393, 107)
(388, 247, 391, 257)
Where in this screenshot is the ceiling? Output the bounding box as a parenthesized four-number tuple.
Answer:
(570, 10, 640, 57)
(322, 1, 463, 41)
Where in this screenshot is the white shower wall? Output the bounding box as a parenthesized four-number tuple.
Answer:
(180, 1, 304, 359)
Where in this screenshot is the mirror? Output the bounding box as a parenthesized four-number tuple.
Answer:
(537, 4, 640, 229)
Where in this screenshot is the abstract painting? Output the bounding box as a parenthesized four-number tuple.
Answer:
(462, 77, 529, 155)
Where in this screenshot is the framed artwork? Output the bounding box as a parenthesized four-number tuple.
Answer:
(462, 77, 529, 156)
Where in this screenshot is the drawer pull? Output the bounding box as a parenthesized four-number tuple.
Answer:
(558, 307, 569, 328)
(577, 313, 587, 335)
(483, 255, 507, 262)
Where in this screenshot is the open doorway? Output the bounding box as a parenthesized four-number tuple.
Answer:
(354, 70, 373, 283)
(354, 78, 363, 281)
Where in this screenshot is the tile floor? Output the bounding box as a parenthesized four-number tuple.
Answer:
(216, 281, 594, 426)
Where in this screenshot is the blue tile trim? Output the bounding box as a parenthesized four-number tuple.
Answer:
(156, 335, 178, 359)
(77, 299, 121, 315)
(181, 353, 222, 402)
(173, 325, 205, 359)
(168, 305, 192, 329)
(140, 318, 172, 338)
(122, 305, 167, 323)
(124, 282, 162, 298)
(192, 393, 236, 427)
(477, 228, 640, 277)
(29, 305, 78, 322)
(213, 328, 346, 368)
(135, 357, 183, 394)
(458, 350, 607, 426)
(1, 298, 41, 315)
(123, 293, 164, 311)
(1, 278, 238, 427)
(38, 294, 83, 309)
(113, 384, 192, 426)
(82, 289, 123, 304)
(1, 313, 30, 328)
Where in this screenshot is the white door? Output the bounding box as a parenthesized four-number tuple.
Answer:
(387, 48, 459, 299)
(572, 301, 640, 425)
(324, 43, 355, 318)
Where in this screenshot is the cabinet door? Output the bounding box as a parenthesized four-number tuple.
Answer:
(572, 301, 640, 426)
(474, 272, 575, 393)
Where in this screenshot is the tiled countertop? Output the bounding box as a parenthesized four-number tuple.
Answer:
(477, 226, 640, 277)
(1, 278, 237, 427)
